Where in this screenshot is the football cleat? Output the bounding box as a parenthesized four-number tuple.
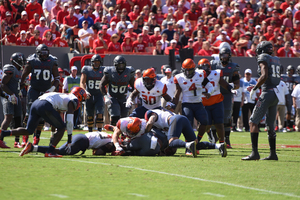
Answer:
(22, 135, 28, 147)
(186, 141, 197, 158)
(111, 150, 125, 156)
(104, 124, 114, 132)
(226, 144, 232, 149)
(0, 140, 10, 148)
(241, 151, 260, 161)
(286, 127, 292, 132)
(33, 136, 40, 145)
(260, 154, 278, 161)
(219, 143, 227, 157)
(44, 152, 62, 158)
(275, 126, 278, 131)
(19, 142, 33, 156)
(14, 142, 23, 148)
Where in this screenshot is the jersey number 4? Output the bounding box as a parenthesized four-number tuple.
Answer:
(189, 83, 197, 96)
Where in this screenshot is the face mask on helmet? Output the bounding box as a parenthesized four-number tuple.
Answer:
(220, 53, 230, 65)
(39, 50, 49, 61)
(143, 77, 156, 90)
(199, 63, 211, 74)
(92, 60, 101, 69)
(116, 63, 126, 73)
(183, 68, 195, 79)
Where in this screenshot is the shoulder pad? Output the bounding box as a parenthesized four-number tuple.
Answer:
(127, 66, 135, 74)
(81, 65, 90, 73)
(3, 64, 15, 74)
(26, 54, 36, 62)
(103, 66, 113, 75)
(257, 53, 269, 64)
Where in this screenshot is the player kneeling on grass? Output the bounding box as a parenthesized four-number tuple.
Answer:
(0, 87, 87, 158)
(20, 131, 116, 156)
(104, 117, 162, 156)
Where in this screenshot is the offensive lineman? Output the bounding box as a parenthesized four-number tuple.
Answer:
(21, 44, 59, 145)
(80, 54, 105, 132)
(0, 87, 87, 157)
(100, 55, 135, 125)
(0, 53, 26, 148)
(197, 58, 234, 155)
(126, 68, 172, 118)
(280, 65, 295, 131)
(211, 47, 240, 148)
(173, 58, 214, 147)
(242, 41, 281, 161)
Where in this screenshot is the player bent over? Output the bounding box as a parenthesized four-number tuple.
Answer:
(0, 87, 87, 157)
(242, 41, 280, 161)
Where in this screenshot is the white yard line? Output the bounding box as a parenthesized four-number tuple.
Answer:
(49, 194, 69, 198)
(128, 193, 149, 197)
(203, 192, 225, 197)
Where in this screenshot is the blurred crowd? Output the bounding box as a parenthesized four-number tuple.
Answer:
(1, 0, 300, 56)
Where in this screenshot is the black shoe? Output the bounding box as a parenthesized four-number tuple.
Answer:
(241, 151, 260, 161)
(219, 143, 227, 157)
(261, 154, 278, 161)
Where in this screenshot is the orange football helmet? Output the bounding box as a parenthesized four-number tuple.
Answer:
(198, 58, 211, 73)
(143, 68, 156, 89)
(126, 117, 142, 137)
(70, 87, 87, 102)
(182, 58, 195, 78)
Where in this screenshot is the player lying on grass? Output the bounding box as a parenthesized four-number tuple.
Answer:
(145, 109, 226, 158)
(19, 131, 116, 156)
(0, 87, 87, 157)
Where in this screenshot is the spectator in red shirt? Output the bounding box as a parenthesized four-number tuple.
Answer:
(57, 68, 64, 93)
(133, 0, 152, 14)
(124, 23, 137, 42)
(0, 0, 17, 21)
(264, 26, 274, 41)
(4, 26, 16, 45)
(186, 2, 201, 24)
(57, 3, 69, 25)
(51, 0, 62, 21)
(211, 31, 232, 54)
(25, 0, 43, 20)
(140, 26, 150, 44)
(16, 30, 29, 46)
(42, 30, 53, 47)
(109, 8, 121, 24)
(198, 41, 213, 56)
(29, 29, 42, 46)
(116, 0, 133, 14)
(93, 30, 108, 54)
(192, 35, 203, 54)
(269, 27, 281, 44)
(53, 32, 69, 47)
(87, 6, 95, 21)
(128, 5, 140, 21)
(164, 39, 179, 55)
(264, 10, 282, 27)
(174, 2, 184, 22)
(246, 43, 257, 57)
(17, 11, 29, 31)
(29, 13, 40, 27)
(149, 27, 161, 46)
(26, 23, 35, 39)
(121, 35, 133, 52)
(132, 33, 147, 52)
(3, 11, 14, 27)
(230, 9, 241, 26)
(277, 41, 295, 57)
(63, 7, 78, 41)
(155, 7, 164, 25)
(107, 33, 121, 52)
(183, 38, 194, 50)
(281, 0, 291, 13)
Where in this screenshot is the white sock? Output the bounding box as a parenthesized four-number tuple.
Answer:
(215, 144, 221, 149)
(33, 145, 38, 152)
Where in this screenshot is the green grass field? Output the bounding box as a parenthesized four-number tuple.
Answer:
(0, 130, 299, 200)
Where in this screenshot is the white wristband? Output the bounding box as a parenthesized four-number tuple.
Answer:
(114, 142, 121, 148)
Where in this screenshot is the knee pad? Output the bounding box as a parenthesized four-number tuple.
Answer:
(87, 116, 93, 128)
(268, 131, 276, 139)
(111, 116, 120, 126)
(14, 116, 22, 128)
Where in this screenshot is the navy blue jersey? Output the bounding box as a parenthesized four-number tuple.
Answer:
(81, 65, 105, 95)
(293, 74, 300, 85)
(3, 64, 21, 95)
(281, 74, 294, 94)
(27, 54, 58, 92)
(257, 54, 281, 91)
(104, 66, 135, 99)
(211, 60, 240, 94)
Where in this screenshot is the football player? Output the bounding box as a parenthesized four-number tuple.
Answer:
(20, 44, 60, 145)
(104, 117, 161, 156)
(20, 131, 115, 156)
(126, 68, 172, 118)
(280, 65, 295, 131)
(173, 58, 214, 147)
(0, 53, 26, 148)
(242, 41, 281, 161)
(80, 54, 105, 132)
(211, 47, 240, 148)
(100, 55, 135, 125)
(197, 58, 234, 157)
(0, 87, 87, 157)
